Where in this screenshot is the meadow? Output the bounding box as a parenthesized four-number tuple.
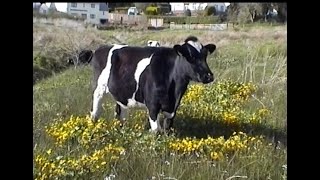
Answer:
(33, 21, 287, 180)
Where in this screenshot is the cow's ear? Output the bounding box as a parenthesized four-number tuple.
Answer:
(205, 44, 216, 54)
(174, 44, 184, 56)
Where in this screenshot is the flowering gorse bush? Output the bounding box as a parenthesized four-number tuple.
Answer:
(34, 80, 272, 179)
(168, 132, 263, 161)
(179, 79, 270, 125)
(34, 144, 124, 180)
(45, 116, 124, 148)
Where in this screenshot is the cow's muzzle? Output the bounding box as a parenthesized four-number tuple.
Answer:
(201, 72, 214, 84)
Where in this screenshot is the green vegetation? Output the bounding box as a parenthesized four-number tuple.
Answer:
(33, 23, 287, 179)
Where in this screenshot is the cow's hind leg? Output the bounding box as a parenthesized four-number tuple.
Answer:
(114, 103, 127, 126)
(163, 112, 175, 134)
(90, 85, 107, 121)
(148, 105, 161, 133)
(115, 104, 121, 119)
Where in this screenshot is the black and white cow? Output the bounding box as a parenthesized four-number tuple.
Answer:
(89, 36, 216, 132)
(147, 40, 160, 47)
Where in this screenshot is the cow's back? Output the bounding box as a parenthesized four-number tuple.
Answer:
(91, 45, 112, 74)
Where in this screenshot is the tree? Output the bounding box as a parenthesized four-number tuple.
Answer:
(227, 3, 274, 23)
(273, 3, 287, 23)
(134, 3, 150, 12)
(108, 3, 134, 12)
(247, 3, 261, 23)
(227, 3, 240, 22)
(184, 9, 191, 16)
(205, 6, 216, 16)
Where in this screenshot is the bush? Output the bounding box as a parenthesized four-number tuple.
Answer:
(114, 7, 130, 14)
(186, 16, 219, 24)
(33, 54, 70, 84)
(33, 64, 52, 84)
(184, 9, 191, 16)
(204, 6, 216, 16)
(145, 6, 160, 15)
(34, 55, 66, 72)
(33, 10, 85, 21)
(146, 16, 219, 24)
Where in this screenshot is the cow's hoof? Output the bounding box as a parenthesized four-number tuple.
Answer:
(149, 128, 161, 134)
(119, 120, 126, 128)
(90, 112, 98, 121)
(165, 127, 175, 136)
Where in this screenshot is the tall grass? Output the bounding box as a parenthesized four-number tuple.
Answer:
(33, 24, 287, 179)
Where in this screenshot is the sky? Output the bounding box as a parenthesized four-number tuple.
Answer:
(45, 3, 231, 13)
(45, 3, 67, 12)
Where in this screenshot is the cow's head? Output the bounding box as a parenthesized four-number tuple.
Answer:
(174, 36, 216, 84)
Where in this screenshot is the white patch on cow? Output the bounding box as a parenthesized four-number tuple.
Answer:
(91, 85, 106, 120)
(126, 54, 154, 108)
(149, 116, 161, 132)
(187, 40, 202, 52)
(147, 40, 160, 47)
(163, 112, 175, 119)
(97, 44, 128, 89)
(116, 101, 129, 109)
(91, 44, 128, 120)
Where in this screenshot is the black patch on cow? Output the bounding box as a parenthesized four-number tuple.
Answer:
(107, 47, 159, 106)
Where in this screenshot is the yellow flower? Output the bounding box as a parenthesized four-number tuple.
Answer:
(46, 149, 52, 155)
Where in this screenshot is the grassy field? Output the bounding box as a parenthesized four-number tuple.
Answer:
(33, 23, 287, 180)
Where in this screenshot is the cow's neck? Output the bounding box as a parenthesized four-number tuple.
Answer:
(171, 56, 192, 109)
(173, 56, 193, 85)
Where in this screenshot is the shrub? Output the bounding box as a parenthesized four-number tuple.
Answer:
(204, 6, 216, 16)
(33, 64, 52, 84)
(146, 16, 219, 24)
(184, 9, 191, 16)
(145, 6, 160, 15)
(114, 7, 130, 14)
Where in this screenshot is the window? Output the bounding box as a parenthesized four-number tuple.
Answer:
(103, 11, 104, 15)
(71, 3, 77, 8)
(83, 3, 85, 8)
(220, 6, 224, 12)
(91, 4, 95, 8)
(71, 13, 77, 17)
(214, 5, 218, 11)
(81, 13, 87, 19)
(90, 14, 95, 19)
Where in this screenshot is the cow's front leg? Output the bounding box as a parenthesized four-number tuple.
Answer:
(90, 85, 106, 121)
(148, 105, 161, 133)
(163, 111, 176, 133)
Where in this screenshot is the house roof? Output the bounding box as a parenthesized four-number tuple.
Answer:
(33, 2, 41, 9)
(49, 3, 57, 11)
(99, 3, 108, 11)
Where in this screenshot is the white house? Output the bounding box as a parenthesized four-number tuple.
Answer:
(170, 2, 228, 12)
(207, 3, 228, 12)
(67, 3, 109, 25)
(49, 3, 57, 12)
(33, 3, 49, 14)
